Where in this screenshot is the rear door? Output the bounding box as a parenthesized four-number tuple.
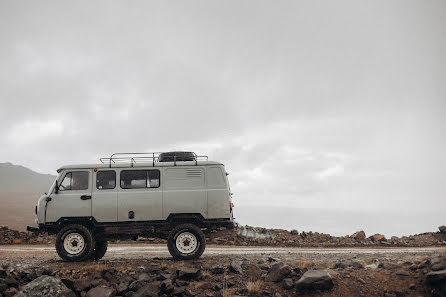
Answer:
(46, 169, 92, 223)
(92, 169, 118, 222)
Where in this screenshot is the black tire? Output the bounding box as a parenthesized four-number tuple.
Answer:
(167, 224, 206, 260)
(91, 240, 108, 261)
(55, 224, 95, 262)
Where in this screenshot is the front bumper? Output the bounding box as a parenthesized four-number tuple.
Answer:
(26, 226, 41, 233)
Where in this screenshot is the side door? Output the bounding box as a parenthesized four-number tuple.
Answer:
(46, 169, 92, 223)
(117, 169, 163, 221)
(92, 169, 118, 222)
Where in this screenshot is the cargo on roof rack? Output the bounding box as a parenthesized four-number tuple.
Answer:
(99, 152, 209, 168)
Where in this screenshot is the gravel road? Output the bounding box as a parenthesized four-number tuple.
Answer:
(1, 244, 445, 265)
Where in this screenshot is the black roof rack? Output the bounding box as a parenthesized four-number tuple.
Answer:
(99, 152, 209, 168)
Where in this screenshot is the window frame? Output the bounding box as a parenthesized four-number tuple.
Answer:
(96, 170, 117, 190)
(59, 170, 90, 191)
(120, 169, 161, 190)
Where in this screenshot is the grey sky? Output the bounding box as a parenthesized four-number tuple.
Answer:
(1, 1, 445, 236)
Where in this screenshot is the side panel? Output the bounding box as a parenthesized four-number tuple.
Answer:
(46, 169, 92, 223)
(92, 170, 118, 222)
(117, 168, 163, 221)
(207, 166, 231, 219)
(162, 167, 207, 219)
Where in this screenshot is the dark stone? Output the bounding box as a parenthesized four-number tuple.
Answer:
(199, 282, 213, 290)
(14, 276, 76, 297)
(73, 279, 94, 292)
(246, 264, 262, 281)
(128, 280, 149, 292)
(86, 286, 116, 297)
(265, 263, 291, 282)
(160, 279, 174, 294)
(439, 225, 446, 233)
(157, 273, 171, 281)
(117, 282, 129, 295)
(210, 265, 225, 275)
(295, 270, 334, 292)
(2, 287, 18, 297)
(176, 268, 200, 280)
(172, 286, 186, 296)
(290, 229, 299, 235)
(426, 270, 446, 284)
(4, 277, 18, 288)
(267, 257, 280, 263)
(229, 260, 243, 274)
(282, 278, 294, 290)
(133, 283, 159, 297)
(0, 270, 6, 278)
(0, 283, 8, 293)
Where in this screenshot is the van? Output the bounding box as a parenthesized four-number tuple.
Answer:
(27, 152, 235, 261)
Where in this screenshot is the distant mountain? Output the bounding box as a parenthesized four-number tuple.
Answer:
(0, 163, 56, 230)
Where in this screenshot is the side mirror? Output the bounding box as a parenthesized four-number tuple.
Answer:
(55, 180, 59, 194)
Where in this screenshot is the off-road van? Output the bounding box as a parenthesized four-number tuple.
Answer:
(27, 152, 235, 261)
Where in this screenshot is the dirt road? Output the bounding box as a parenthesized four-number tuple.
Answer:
(1, 244, 445, 265)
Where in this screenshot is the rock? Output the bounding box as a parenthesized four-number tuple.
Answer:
(86, 286, 116, 297)
(229, 260, 243, 274)
(290, 230, 299, 235)
(210, 265, 225, 275)
(2, 287, 18, 297)
(246, 264, 262, 281)
(0, 269, 6, 278)
(295, 270, 334, 292)
(425, 270, 446, 295)
(369, 234, 386, 242)
(0, 283, 8, 293)
(160, 279, 174, 294)
(265, 263, 291, 282)
(172, 286, 186, 296)
(267, 257, 280, 263)
(333, 261, 363, 269)
(432, 263, 446, 271)
(14, 276, 76, 297)
(134, 283, 159, 297)
(176, 268, 200, 280)
(282, 278, 294, 290)
(439, 226, 446, 233)
(74, 279, 94, 292)
(352, 231, 366, 240)
(4, 276, 18, 288)
(137, 273, 150, 281)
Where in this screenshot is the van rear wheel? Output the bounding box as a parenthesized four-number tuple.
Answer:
(167, 224, 205, 260)
(56, 224, 95, 262)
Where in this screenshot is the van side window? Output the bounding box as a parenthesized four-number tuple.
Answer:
(59, 171, 89, 191)
(120, 170, 160, 189)
(97, 170, 116, 190)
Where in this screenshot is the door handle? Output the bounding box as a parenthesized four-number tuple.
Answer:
(80, 195, 92, 200)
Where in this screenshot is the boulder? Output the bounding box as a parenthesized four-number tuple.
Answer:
(290, 230, 299, 235)
(295, 270, 334, 292)
(369, 234, 386, 242)
(14, 275, 76, 297)
(352, 231, 366, 240)
(439, 226, 446, 233)
(425, 270, 446, 295)
(246, 264, 262, 281)
(210, 265, 225, 275)
(176, 268, 200, 280)
(229, 260, 243, 274)
(265, 263, 291, 282)
(86, 286, 116, 297)
(282, 278, 294, 290)
(134, 283, 159, 297)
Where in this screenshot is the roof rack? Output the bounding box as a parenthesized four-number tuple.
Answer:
(99, 152, 209, 168)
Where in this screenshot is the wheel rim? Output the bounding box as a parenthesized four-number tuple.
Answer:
(175, 231, 198, 254)
(63, 232, 85, 255)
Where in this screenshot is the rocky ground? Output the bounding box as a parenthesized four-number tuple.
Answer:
(0, 245, 445, 297)
(2, 225, 446, 247)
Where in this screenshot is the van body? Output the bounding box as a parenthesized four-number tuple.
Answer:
(29, 152, 235, 261)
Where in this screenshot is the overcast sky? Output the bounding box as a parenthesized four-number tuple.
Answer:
(1, 1, 445, 236)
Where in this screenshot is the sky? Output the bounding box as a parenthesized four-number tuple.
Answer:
(1, 1, 445, 236)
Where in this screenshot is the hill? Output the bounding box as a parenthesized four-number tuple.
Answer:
(0, 162, 55, 230)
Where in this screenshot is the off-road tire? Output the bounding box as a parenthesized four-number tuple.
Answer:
(167, 224, 206, 260)
(55, 224, 95, 262)
(91, 240, 108, 261)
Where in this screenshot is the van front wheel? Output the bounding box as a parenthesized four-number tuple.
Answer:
(56, 224, 95, 262)
(167, 224, 205, 260)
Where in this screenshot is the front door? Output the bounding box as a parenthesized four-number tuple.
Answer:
(46, 169, 92, 223)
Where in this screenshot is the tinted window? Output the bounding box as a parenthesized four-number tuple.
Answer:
(120, 170, 160, 189)
(59, 171, 89, 191)
(96, 170, 116, 190)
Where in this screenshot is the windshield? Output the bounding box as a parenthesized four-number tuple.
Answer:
(48, 171, 63, 194)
